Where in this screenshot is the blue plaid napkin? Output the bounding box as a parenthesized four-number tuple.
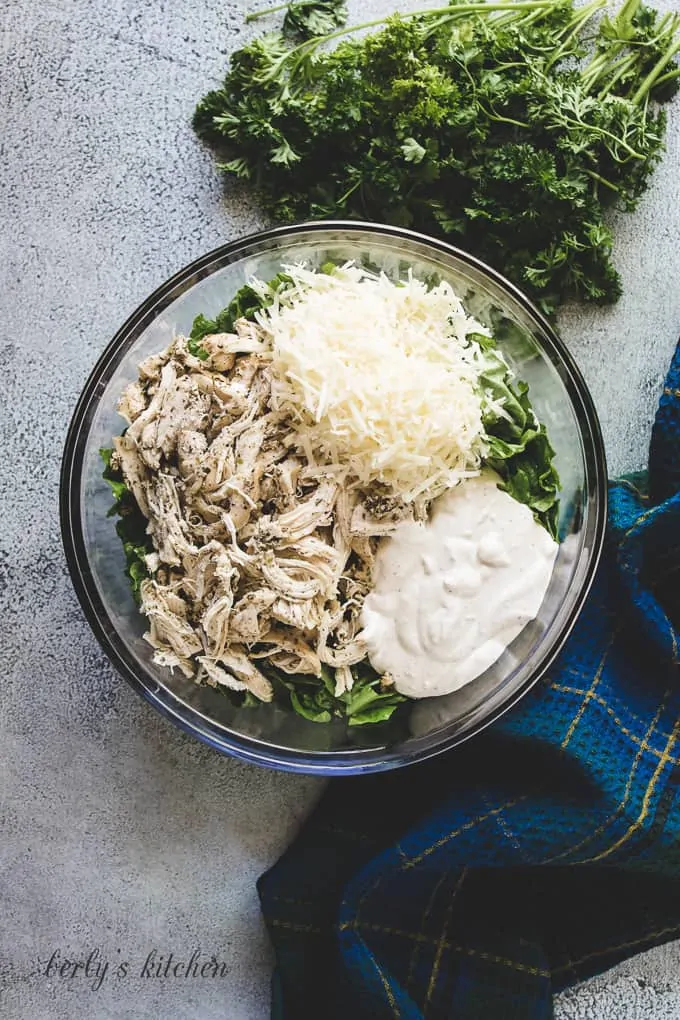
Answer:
(259, 341, 680, 1020)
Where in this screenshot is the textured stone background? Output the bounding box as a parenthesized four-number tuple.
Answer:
(1, 1, 679, 1017)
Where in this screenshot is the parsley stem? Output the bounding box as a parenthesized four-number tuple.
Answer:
(586, 169, 621, 193)
(560, 115, 645, 160)
(479, 104, 529, 129)
(655, 12, 674, 38)
(581, 48, 629, 90)
(593, 53, 637, 97)
(631, 31, 680, 104)
(652, 66, 680, 90)
(544, 0, 606, 73)
(289, 2, 555, 54)
(615, 0, 642, 26)
(246, 2, 290, 21)
(581, 6, 680, 102)
(258, 0, 558, 83)
(337, 179, 362, 205)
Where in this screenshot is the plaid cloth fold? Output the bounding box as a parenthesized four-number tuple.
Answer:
(259, 341, 680, 1020)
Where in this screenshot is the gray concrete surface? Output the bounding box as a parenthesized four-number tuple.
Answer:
(1, 1, 679, 1018)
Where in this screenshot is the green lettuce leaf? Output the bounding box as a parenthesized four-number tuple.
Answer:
(100, 448, 153, 603)
(188, 272, 294, 357)
(476, 348, 560, 538)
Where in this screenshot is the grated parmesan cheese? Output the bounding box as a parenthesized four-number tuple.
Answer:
(256, 263, 493, 505)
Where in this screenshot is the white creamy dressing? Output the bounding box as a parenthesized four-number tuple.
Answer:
(361, 471, 559, 698)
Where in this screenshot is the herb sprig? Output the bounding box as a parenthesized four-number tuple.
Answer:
(247, 0, 348, 41)
(194, 0, 679, 314)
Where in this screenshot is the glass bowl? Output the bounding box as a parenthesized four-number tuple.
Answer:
(60, 222, 607, 774)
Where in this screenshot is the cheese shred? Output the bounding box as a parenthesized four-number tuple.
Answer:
(256, 264, 491, 505)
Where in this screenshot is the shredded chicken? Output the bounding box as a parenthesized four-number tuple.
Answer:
(115, 325, 414, 701)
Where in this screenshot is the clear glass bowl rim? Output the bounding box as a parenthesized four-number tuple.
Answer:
(60, 220, 608, 775)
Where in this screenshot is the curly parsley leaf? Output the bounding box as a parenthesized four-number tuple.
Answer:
(246, 0, 347, 42)
(400, 137, 427, 164)
(283, 0, 347, 41)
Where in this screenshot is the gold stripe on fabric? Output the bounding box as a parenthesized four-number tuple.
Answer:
(550, 683, 675, 753)
(648, 567, 680, 665)
(616, 478, 649, 502)
(424, 869, 468, 1012)
(339, 921, 551, 978)
(561, 632, 618, 749)
(270, 919, 323, 933)
(356, 932, 401, 1019)
(623, 505, 660, 539)
(348, 797, 525, 938)
(541, 688, 673, 865)
(584, 717, 680, 863)
(555, 923, 680, 976)
(406, 871, 450, 992)
(669, 613, 678, 665)
(402, 798, 526, 870)
(268, 895, 318, 908)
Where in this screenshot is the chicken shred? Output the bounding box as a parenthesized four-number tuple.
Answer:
(115, 327, 414, 701)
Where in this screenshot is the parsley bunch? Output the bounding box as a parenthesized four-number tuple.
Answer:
(194, 0, 679, 314)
